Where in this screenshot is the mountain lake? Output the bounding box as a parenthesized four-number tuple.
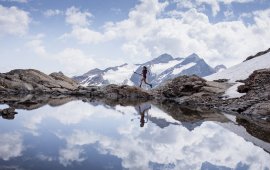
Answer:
(0, 100, 269, 170)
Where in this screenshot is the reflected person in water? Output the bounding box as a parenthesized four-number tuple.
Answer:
(135, 103, 151, 127)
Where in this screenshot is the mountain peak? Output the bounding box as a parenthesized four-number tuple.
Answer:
(84, 68, 102, 76)
(181, 53, 202, 65)
(148, 53, 174, 64)
(159, 53, 173, 58)
(187, 53, 200, 59)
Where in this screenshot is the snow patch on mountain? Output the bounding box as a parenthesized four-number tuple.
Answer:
(75, 53, 216, 87)
(151, 59, 182, 75)
(172, 62, 197, 75)
(81, 75, 96, 86)
(205, 52, 270, 82)
(103, 64, 136, 85)
(223, 83, 246, 99)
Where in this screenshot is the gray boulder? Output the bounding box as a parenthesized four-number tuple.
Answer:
(153, 75, 207, 98)
(0, 69, 79, 94)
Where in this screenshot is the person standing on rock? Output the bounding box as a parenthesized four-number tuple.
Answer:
(139, 66, 152, 88)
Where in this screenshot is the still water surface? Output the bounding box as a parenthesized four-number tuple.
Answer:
(0, 101, 269, 170)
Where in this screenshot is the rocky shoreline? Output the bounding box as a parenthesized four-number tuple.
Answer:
(0, 68, 269, 132)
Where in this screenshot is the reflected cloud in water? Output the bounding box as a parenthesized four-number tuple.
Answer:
(0, 100, 269, 170)
(0, 132, 23, 161)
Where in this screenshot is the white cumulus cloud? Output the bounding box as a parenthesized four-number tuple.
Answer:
(62, 0, 270, 67)
(0, 132, 23, 161)
(0, 5, 30, 35)
(54, 48, 96, 76)
(44, 9, 63, 17)
(25, 34, 46, 56)
(65, 6, 92, 27)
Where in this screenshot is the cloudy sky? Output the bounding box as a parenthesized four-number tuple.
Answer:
(0, 0, 270, 76)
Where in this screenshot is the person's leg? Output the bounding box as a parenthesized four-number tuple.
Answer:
(139, 78, 144, 87)
(143, 79, 152, 88)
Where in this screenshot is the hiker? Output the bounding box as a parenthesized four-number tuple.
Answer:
(139, 66, 152, 88)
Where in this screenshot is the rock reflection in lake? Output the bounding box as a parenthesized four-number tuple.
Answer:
(0, 97, 270, 170)
(0, 107, 17, 120)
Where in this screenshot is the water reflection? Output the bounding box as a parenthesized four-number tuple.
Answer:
(0, 98, 269, 170)
(0, 107, 18, 120)
(135, 103, 151, 127)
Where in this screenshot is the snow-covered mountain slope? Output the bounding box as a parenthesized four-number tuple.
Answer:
(205, 51, 270, 82)
(74, 53, 216, 87)
(131, 53, 215, 87)
(152, 54, 215, 86)
(73, 63, 136, 86)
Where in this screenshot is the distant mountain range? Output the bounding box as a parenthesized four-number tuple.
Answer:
(73, 53, 225, 87)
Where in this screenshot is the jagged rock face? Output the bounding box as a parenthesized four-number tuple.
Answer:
(238, 68, 270, 94)
(0, 69, 79, 94)
(240, 69, 270, 106)
(153, 75, 207, 98)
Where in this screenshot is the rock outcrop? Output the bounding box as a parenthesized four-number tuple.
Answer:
(0, 69, 79, 95)
(153, 75, 207, 98)
(224, 69, 270, 120)
(152, 75, 231, 109)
